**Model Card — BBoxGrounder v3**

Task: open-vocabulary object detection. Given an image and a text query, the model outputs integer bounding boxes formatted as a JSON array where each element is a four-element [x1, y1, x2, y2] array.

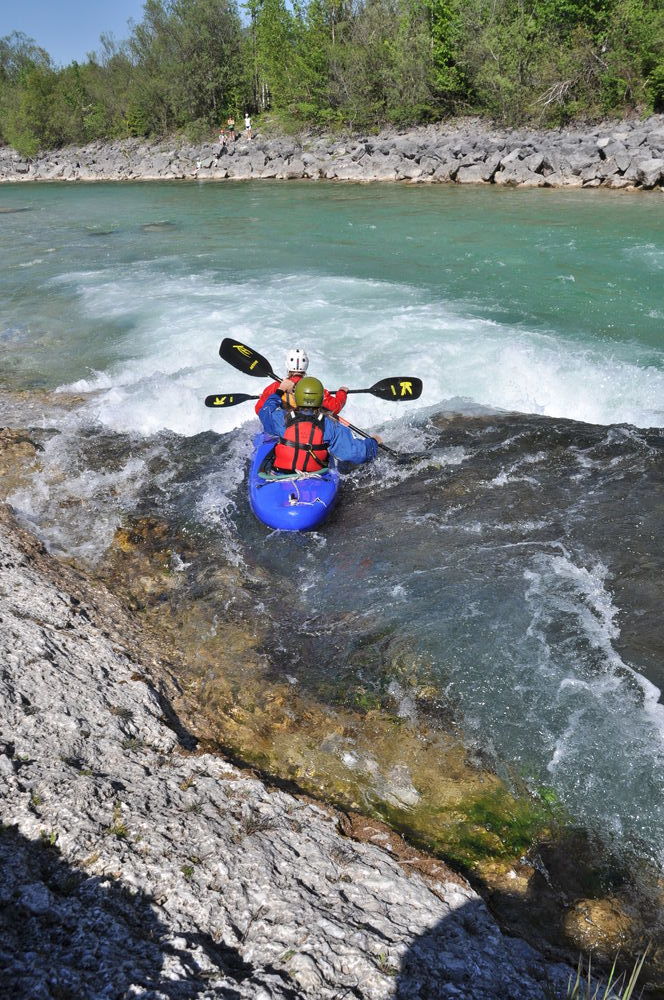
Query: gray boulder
[[501, 147, 526, 166], [481, 152, 503, 182], [394, 139, 420, 159], [522, 151, 545, 173], [456, 164, 486, 184], [148, 153, 172, 173], [567, 152, 596, 174], [495, 163, 544, 186], [326, 161, 366, 181], [432, 161, 460, 182], [601, 142, 631, 172], [396, 161, 424, 180], [580, 163, 602, 183], [635, 157, 664, 188], [227, 160, 253, 179], [364, 154, 402, 180], [256, 159, 281, 178], [0, 504, 575, 1000], [600, 157, 621, 178], [281, 158, 305, 179], [419, 155, 442, 174], [647, 128, 664, 150], [247, 152, 267, 171], [604, 174, 636, 189]]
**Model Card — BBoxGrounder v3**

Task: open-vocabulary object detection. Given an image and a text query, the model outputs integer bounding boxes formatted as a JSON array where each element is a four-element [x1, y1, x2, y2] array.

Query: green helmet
[[294, 376, 324, 408]]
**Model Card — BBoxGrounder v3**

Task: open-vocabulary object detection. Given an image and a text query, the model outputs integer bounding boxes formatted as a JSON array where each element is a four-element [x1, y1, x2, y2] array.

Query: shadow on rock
[[0, 825, 298, 1000], [396, 896, 572, 1000]]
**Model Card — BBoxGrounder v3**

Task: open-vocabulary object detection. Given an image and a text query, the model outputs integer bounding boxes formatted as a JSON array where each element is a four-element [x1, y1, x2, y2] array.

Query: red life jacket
[[274, 410, 329, 473]]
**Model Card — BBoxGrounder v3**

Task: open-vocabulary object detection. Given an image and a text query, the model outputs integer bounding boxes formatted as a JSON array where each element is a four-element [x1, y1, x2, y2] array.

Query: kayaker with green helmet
[[254, 347, 349, 416], [259, 376, 380, 473]]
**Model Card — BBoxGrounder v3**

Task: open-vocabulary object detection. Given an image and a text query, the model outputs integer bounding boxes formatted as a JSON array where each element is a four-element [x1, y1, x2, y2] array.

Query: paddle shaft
[[329, 413, 399, 457], [205, 385, 406, 411]]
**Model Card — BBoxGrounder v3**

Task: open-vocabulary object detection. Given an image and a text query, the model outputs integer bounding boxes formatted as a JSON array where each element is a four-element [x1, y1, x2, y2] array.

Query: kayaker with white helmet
[[254, 347, 349, 415]]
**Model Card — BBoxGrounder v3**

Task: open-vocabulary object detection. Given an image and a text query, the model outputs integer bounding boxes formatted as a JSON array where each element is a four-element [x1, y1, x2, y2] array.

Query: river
[[1, 179, 663, 876]]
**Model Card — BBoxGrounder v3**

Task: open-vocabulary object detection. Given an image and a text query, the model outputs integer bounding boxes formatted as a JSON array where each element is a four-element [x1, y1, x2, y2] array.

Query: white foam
[[524, 553, 664, 731], [8, 432, 164, 563], [624, 243, 664, 271], [50, 267, 664, 436]]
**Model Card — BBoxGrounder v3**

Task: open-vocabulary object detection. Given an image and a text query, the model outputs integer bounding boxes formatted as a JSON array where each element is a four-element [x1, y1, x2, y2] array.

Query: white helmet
[[285, 347, 309, 373]]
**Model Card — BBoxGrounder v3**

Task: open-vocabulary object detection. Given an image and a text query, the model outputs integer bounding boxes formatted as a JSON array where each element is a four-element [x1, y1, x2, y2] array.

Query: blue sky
[[0, 0, 146, 67]]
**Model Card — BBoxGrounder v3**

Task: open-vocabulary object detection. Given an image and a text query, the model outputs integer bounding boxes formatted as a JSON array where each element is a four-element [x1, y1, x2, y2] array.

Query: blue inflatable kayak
[[248, 433, 340, 531]]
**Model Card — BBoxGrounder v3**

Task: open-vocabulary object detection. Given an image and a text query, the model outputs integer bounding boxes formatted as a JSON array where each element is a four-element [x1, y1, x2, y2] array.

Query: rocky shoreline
[[0, 499, 579, 999], [2, 115, 664, 189]]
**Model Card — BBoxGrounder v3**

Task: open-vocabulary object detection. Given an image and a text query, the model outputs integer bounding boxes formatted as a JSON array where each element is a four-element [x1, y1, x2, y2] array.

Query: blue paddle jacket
[[259, 393, 378, 464]]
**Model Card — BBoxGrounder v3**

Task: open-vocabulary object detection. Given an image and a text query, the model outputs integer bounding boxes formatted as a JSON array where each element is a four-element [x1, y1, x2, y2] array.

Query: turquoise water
[[1, 181, 663, 430], [2, 180, 664, 870]]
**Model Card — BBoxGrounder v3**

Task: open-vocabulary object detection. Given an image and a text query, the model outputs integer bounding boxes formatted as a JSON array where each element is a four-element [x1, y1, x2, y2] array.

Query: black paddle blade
[[204, 393, 259, 408], [367, 377, 423, 401], [219, 338, 276, 379]]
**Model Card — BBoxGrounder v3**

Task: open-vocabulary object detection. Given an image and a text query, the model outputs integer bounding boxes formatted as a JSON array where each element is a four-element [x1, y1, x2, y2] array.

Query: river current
[[1, 180, 663, 871]]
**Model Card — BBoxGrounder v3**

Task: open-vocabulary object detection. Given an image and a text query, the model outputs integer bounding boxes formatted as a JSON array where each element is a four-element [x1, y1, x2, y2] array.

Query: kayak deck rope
[[287, 479, 329, 507], [257, 468, 329, 485]]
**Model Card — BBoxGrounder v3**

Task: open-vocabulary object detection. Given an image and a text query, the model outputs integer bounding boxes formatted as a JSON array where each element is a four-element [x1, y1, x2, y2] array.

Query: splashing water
[[2, 180, 663, 870]]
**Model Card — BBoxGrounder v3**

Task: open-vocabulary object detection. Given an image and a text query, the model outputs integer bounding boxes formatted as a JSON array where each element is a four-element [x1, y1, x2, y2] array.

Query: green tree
[[0, 30, 51, 83], [426, 0, 466, 99], [128, 0, 245, 133], [0, 31, 53, 151], [1, 63, 58, 155], [2, 0, 663, 147]]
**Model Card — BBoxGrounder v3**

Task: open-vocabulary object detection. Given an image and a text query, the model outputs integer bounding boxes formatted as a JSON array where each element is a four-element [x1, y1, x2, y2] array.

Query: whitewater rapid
[[55, 269, 664, 437]]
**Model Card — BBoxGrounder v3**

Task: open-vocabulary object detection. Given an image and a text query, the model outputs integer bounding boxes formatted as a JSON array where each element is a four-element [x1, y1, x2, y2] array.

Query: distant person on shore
[[219, 116, 236, 142], [258, 376, 380, 473], [244, 112, 252, 136], [254, 347, 348, 415]]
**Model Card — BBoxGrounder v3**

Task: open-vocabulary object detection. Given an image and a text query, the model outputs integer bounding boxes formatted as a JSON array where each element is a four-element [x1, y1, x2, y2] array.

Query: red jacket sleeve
[[255, 380, 281, 414], [322, 388, 348, 415]]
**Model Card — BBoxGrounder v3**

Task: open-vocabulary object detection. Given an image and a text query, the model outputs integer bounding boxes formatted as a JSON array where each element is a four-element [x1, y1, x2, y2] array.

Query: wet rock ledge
[[0, 501, 573, 999], [1, 115, 664, 189]]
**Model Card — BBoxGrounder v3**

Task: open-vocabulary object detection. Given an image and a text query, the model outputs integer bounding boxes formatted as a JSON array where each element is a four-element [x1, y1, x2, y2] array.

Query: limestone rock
[[456, 164, 486, 184], [635, 157, 664, 188], [2, 114, 664, 188], [0, 504, 573, 999]]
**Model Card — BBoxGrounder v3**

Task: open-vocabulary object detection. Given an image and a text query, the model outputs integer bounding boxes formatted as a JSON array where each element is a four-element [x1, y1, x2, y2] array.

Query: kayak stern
[[248, 433, 340, 531]]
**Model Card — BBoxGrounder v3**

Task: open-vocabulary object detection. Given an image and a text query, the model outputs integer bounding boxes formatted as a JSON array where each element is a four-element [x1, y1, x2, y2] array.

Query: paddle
[[205, 392, 259, 408], [219, 338, 278, 380], [345, 377, 423, 402], [217, 337, 417, 457], [204, 376, 423, 408]]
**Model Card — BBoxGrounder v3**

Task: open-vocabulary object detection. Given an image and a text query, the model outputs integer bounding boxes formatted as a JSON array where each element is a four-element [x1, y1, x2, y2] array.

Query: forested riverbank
[[1, 0, 663, 159]]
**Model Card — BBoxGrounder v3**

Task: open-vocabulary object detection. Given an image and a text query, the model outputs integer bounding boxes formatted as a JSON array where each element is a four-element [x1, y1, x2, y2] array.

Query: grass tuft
[[565, 946, 649, 1000]]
